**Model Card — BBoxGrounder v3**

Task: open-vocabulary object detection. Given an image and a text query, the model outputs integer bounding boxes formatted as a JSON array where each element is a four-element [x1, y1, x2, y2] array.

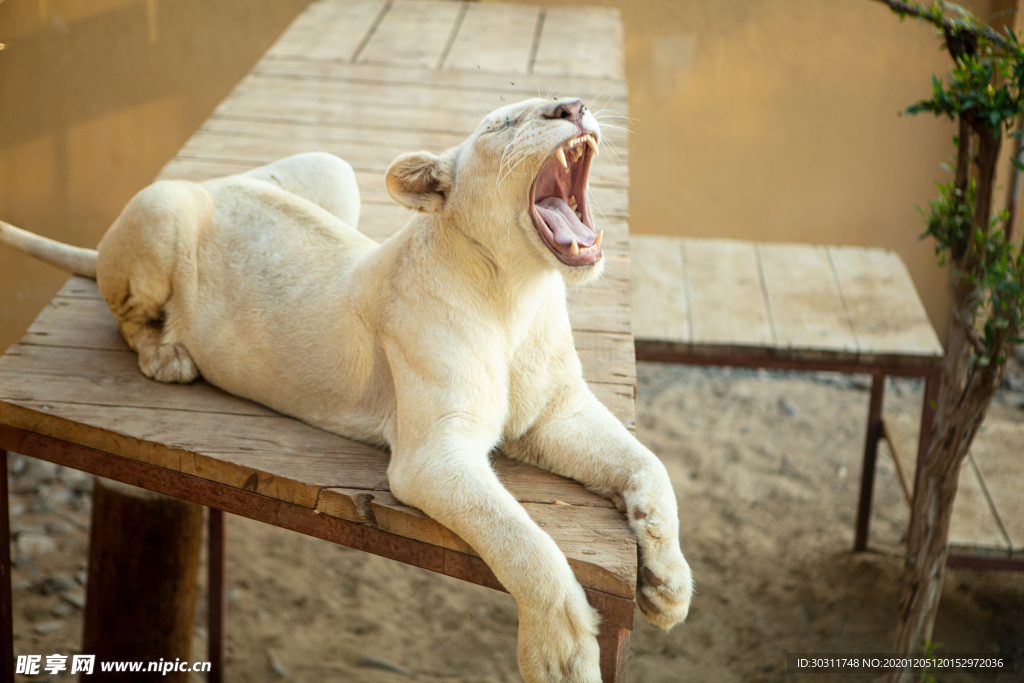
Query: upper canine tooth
[[571, 239, 579, 256], [586, 135, 599, 156], [594, 230, 604, 248], [556, 147, 567, 168]]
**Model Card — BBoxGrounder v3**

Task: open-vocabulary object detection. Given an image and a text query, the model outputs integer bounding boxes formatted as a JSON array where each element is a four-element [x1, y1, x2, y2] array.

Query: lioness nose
[[543, 99, 584, 124]]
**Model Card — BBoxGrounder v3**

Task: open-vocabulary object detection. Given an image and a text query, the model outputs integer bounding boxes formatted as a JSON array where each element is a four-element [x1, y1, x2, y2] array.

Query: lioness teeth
[[594, 230, 603, 248], [556, 147, 567, 168], [586, 135, 599, 156], [568, 196, 577, 209], [571, 239, 579, 256]]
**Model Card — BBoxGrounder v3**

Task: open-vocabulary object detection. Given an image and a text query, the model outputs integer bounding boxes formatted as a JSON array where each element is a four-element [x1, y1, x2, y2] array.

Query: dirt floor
[[7, 357, 1024, 682]]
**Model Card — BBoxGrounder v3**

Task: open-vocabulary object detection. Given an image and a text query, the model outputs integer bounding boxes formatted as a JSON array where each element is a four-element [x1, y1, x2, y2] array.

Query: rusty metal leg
[[913, 368, 941, 499], [1, 450, 12, 683], [597, 618, 630, 683], [207, 508, 226, 683], [855, 372, 886, 551]]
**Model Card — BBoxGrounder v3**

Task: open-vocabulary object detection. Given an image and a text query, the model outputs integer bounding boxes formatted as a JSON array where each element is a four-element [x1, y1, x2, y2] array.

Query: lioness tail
[[0, 221, 98, 278]]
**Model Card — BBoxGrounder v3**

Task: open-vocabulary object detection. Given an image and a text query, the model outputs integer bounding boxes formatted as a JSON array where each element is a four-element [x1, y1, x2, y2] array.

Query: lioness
[[0, 98, 692, 683]]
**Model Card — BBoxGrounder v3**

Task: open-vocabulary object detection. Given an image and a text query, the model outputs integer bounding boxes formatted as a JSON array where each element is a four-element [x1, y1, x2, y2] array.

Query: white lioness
[[0, 98, 692, 683]]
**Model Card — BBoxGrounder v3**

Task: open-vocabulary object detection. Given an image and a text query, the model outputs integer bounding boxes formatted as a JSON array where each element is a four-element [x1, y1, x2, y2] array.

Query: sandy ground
[[7, 358, 1024, 683]]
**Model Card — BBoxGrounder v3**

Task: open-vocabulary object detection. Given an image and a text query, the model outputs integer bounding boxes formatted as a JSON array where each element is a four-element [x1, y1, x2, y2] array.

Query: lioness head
[[386, 98, 604, 285]]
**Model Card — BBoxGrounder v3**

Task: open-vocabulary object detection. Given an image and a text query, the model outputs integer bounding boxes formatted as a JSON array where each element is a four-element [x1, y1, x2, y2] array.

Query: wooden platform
[[0, 1, 638, 680], [630, 236, 944, 367]]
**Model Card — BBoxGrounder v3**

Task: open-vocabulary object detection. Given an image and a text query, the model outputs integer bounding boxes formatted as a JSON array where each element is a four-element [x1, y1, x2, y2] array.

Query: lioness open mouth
[[530, 133, 602, 267]]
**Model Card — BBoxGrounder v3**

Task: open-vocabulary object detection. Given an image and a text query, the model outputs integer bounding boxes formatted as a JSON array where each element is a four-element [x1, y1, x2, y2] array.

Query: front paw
[[636, 548, 693, 630], [517, 593, 602, 683]]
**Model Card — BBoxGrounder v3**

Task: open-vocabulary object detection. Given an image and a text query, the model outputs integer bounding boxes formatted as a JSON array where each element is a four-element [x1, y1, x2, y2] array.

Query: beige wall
[[0, 0, 1016, 352], [0, 0, 311, 352]]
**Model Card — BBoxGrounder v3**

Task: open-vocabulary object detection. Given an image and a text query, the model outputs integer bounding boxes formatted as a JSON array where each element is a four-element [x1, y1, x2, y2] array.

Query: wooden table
[[0, 2, 638, 681], [630, 236, 946, 552]]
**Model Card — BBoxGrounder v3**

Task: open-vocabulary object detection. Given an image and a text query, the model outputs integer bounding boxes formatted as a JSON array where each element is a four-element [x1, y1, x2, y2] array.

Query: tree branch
[[953, 310, 989, 355], [872, 0, 1011, 50]]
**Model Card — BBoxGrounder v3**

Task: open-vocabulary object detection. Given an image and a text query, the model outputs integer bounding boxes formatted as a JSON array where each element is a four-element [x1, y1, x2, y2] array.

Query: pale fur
[[0, 99, 693, 683]]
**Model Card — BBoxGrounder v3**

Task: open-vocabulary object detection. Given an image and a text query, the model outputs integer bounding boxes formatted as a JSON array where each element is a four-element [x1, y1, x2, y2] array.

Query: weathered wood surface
[[0, 0, 638, 600], [631, 235, 944, 367], [884, 413, 1022, 560]]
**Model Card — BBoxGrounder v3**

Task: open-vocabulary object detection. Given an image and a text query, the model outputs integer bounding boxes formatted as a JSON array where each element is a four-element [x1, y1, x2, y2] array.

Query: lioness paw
[[636, 550, 693, 630], [139, 342, 199, 384], [517, 596, 601, 683]]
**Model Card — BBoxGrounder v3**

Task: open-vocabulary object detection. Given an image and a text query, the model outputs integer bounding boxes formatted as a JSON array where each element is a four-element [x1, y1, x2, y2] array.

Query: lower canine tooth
[[594, 230, 604, 248], [556, 147, 567, 168], [571, 239, 579, 256]]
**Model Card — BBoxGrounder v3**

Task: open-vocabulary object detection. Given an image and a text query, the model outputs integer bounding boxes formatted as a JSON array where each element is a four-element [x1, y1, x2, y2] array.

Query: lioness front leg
[[386, 370, 602, 682], [505, 382, 694, 630]]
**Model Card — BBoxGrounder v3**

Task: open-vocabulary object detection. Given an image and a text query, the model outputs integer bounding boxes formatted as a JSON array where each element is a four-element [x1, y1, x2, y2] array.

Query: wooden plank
[[267, 0, 386, 62], [629, 235, 689, 344], [201, 114, 469, 154], [19, 297, 128, 351], [829, 246, 944, 360], [256, 53, 630, 98], [357, 0, 465, 68], [208, 88, 629, 151], [574, 331, 635, 386], [314, 488, 635, 599], [533, 7, 624, 79], [885, 413, 1010, 550], [757, 243, 857, 356], [567, 254, 632, 335], [684, 239, 773, 347], [967, 420, 1024, 550], [443, 2, 540, 73]]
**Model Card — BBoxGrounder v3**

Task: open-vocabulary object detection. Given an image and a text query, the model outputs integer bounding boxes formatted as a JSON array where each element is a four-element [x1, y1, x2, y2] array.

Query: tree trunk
[[888, 274, 1006, 682]]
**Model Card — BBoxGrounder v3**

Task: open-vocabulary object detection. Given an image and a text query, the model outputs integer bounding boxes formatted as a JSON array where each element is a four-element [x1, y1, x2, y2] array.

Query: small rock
[[8, 453, 27, 476], [8, 502, 25, 518], [52, 602, 75, 617], [1001, 374, 1023, 392], [33, 575, 75, 595], [75, 570, 88, 587], [62, 590, 87, 609], [851, 375, 873, 391], [837, 466, 848, 479], [18, 533, 56, 555], [43, 488, 74, 508], [28, 500, 52, 515], [267, 648, 286, 677], [778, 398, 800, 417], [34, 621, 64, 635], [227, 589, 243, 603], [44, 521, 73, 536], [11, 555, 32, 569], [12, 581, 33, 592], [361, 656, 410, 677]]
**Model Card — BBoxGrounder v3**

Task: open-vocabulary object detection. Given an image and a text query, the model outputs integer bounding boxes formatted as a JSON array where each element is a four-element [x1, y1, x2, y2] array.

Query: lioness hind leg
[[241, 153, 361, 229], [97, 180, 207, 385]]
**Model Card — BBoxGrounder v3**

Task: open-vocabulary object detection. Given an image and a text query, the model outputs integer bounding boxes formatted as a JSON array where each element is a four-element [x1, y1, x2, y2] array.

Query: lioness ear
[[385, 151, 454, 213]]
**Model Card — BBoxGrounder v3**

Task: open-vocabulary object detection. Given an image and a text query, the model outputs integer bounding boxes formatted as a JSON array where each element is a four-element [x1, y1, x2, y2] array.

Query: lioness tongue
[[535, 197, 595, 247]]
